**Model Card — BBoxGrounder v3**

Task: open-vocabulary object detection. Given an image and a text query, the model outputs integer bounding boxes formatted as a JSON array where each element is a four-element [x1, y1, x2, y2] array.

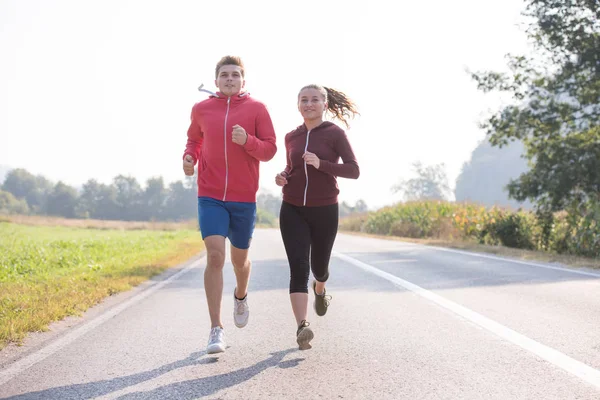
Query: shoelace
[[317, 293, 332, 307], [235, 299, 247, 315], [210, 328, 222, 342], [298, 320, 310, 334]]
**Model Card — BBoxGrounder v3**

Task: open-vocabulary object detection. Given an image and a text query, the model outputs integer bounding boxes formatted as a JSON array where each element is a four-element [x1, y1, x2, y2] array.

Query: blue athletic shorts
[[197, 196, 256, 249]]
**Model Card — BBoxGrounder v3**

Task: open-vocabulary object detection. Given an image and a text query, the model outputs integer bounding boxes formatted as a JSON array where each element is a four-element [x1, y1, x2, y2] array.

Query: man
[[182, 55, 277, 354]]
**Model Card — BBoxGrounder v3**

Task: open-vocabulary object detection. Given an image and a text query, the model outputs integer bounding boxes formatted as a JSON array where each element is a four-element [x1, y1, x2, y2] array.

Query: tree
[[2, 168, 53, 213], [339, 199, 369, 217], [143, 177, 168, 220], [95, 184, 119, 220], [113, 175, 143, 220], [164, 180, 197, 221], [0, 190, 30, 214], [257, 190, 281, 217], [354, 199, 368, 213], [470, 0, 599, 212], [46, 182, 78, 218], [76, 179, 102, 218], [392, 162, 451, 202], [455, 139, 533, 209]]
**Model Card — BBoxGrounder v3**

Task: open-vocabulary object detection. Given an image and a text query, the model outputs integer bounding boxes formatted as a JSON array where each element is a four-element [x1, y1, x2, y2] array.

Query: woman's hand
[[275, 172, 288, 186], [303, 152, 320, 169]]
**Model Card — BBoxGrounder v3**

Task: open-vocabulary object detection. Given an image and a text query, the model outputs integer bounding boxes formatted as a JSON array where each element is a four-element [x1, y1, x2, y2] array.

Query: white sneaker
[[233, 289, 249, 328], [206, 327, 225, 354]]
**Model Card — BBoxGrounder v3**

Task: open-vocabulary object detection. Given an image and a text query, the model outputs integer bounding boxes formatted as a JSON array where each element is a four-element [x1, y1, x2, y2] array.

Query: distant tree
[[455, 140, 532, 209], [113, 175, 143, 220], [2, 168, 52, 213], [95, 184, 119, 220], [0, 190, 30, 214], [164, 180, 197, 221], [76, 179, 101, 218], [256, 208, 276, 226], [339, 199, 368, 217], [339, 201, 353, 217], [1, 168, 35, 199], [354, 199, 368, 213], [392, 162, 451, 201], [257, 190, 282, 217], [46, 182, 78, 218], [143, 177, 168, 220]]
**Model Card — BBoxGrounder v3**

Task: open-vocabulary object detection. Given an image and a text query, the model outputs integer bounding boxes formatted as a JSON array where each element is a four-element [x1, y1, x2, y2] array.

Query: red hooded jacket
[[184, 92, 277, 202]]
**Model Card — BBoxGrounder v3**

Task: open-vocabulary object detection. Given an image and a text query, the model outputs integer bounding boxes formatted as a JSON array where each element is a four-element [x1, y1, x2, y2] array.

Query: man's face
[[215, 65, 245, 97]]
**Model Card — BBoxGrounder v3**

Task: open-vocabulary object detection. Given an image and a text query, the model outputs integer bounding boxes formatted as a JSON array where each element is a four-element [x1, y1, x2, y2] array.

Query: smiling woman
[[275, 83, 360, 350]]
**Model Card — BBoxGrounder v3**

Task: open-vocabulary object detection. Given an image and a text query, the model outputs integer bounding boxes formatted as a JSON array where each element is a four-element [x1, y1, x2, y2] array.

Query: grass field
[[0, 217, 204, 350]]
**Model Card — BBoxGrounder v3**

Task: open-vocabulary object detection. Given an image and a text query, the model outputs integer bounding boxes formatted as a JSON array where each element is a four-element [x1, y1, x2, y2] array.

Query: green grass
[[0, 222, 204, 349]]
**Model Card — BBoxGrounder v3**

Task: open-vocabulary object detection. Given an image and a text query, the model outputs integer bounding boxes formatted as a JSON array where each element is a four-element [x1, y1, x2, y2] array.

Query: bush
[[339, 213, 369, 232], [341, 199, 599, 259], [482, 212, 537, 250], [0, 190, 30, 215], [256, 208, 276, 227]]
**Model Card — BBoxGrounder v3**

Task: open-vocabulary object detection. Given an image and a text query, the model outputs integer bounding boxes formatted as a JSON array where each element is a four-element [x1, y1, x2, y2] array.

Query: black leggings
[[279, 201, 339, 294]]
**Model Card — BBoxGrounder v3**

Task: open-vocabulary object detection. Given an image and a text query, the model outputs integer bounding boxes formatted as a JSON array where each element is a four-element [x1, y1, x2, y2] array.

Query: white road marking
[[334, 251, 600, 390], [0, 257, 204, 387]]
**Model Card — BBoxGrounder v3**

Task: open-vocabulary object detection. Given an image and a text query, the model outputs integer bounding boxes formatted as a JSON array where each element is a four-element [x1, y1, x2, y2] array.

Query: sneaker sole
[[296, 327, 314, 350], [206, 344, 225, 354], [234, 318, 248, 328]]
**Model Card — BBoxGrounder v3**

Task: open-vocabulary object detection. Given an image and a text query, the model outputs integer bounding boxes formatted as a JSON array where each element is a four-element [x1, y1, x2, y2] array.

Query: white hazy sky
[[0, 0, 530, 210]]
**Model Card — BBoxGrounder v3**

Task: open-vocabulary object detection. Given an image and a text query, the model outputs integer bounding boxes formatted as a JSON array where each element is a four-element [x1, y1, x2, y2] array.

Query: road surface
[[1, 229, 600, 399]]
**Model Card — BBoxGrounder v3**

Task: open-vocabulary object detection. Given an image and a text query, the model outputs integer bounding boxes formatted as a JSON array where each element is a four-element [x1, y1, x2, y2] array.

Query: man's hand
[[232, 124, 248, 145], [303, 152, 320, 169], [183, 155, 195, 176], [275, 172, 288, 186]]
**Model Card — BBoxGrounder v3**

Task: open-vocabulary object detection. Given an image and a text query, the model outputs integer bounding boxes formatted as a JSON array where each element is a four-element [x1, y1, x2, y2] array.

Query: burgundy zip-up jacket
[[281, 121, 359, 207]]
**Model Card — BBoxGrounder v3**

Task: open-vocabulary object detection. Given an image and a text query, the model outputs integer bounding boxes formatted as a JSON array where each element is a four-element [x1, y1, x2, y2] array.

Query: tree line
[[0, 169, 198, 221], [0, 168, 369, 223]]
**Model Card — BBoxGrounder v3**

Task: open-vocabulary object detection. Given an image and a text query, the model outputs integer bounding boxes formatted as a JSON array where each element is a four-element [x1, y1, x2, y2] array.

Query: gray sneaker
[[233, 289, 249, 328], [312, 280, 332, 316], [206, 327, 225, 354], [296, 320, 314, 350]]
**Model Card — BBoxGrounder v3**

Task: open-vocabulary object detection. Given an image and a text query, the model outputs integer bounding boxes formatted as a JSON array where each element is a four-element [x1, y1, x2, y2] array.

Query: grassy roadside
[[0, 220, 204, 350], [341, 230, 600, 270]]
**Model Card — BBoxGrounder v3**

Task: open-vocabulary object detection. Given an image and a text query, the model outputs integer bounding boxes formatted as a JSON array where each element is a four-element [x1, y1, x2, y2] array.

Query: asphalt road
[[1, 228, 600, 399]]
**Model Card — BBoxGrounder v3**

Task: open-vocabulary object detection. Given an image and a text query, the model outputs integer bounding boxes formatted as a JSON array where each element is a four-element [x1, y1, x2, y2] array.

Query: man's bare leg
[[204, 235, 226, 328], [230, 245, 251, 299]]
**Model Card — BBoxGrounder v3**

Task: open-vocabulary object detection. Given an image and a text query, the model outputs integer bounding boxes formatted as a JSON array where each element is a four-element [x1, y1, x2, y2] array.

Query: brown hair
[[215, 56, 245, 78], [299, 84, 359, 128]]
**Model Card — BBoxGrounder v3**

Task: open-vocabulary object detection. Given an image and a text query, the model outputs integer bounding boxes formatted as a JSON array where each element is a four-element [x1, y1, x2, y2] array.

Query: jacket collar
[[300, 121, 334, 132], [212, 91, 250, 103]]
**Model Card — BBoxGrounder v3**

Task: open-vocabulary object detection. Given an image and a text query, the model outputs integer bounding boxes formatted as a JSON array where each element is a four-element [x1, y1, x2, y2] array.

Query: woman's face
[[298, 88, 326, 121]]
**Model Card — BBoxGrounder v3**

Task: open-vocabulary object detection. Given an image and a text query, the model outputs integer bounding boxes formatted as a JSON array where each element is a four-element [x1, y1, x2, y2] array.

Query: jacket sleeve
[[282, 134, 292, 176], [183, 105, 203, 164], [318, 131, 360, 179], [243, 104, 277, 161]]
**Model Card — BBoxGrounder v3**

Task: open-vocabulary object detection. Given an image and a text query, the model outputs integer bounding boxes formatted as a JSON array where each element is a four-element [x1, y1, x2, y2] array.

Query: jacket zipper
[[303, 129, 312, 206], [223, 97, 231, 201]]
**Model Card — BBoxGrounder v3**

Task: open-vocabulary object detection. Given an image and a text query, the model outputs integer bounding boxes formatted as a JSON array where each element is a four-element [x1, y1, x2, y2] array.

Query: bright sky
[[0, 0, 530, 210]]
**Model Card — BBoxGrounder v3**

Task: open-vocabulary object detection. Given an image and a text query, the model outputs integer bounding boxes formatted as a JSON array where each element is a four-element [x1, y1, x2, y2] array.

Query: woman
[[275, 84, 360, 350]]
